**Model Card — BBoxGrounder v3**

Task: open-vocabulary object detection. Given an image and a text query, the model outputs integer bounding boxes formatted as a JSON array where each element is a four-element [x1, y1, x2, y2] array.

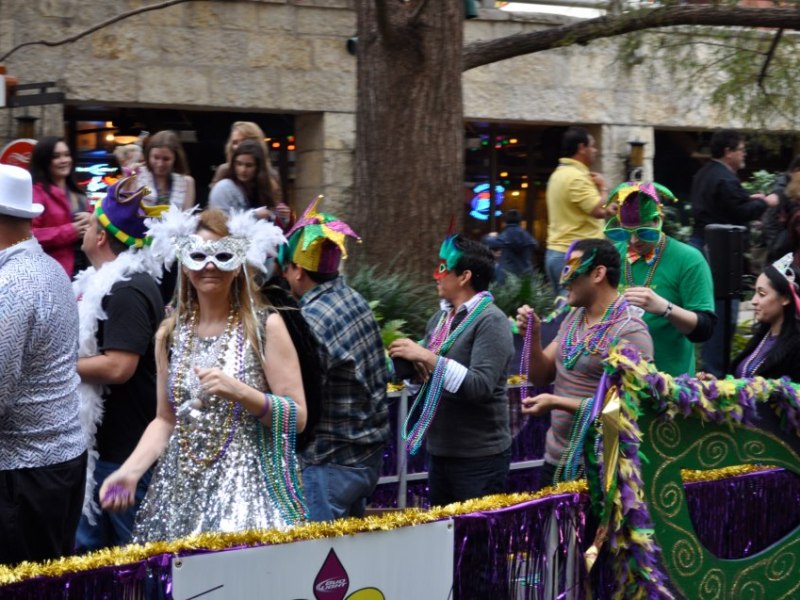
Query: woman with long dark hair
[[209, 139, 292, 230], [29, 136, 91, 277], [138, 130, 196, 210], [211, 121, 282, 201], [730, 254, 800, 381]]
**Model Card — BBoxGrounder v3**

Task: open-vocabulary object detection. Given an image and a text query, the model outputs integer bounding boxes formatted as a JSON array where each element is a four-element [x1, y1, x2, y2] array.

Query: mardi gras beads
[[623, 234, 666, 289], [560, 296, 630, 370], [402, 291, 495, 455]]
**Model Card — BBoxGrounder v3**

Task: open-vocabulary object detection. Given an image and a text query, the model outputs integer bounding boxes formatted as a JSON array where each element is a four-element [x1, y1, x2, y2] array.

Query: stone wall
[[0, 2, 787, 202], [1, 0, 357, 113]]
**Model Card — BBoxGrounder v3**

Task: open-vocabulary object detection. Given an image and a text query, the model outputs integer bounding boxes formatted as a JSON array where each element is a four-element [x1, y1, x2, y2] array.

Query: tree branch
[[0, 0, 211, 62], [757, 28, 784, 92], [655, 40, 764, 54], [463, 6, 800, 71]]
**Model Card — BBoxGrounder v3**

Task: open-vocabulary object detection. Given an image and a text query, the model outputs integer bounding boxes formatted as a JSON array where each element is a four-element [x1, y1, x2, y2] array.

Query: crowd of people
[[2, 125, 800, 571]]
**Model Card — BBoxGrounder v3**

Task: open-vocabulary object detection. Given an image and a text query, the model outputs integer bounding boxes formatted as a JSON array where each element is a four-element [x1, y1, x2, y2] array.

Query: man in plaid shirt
[[279, 198, 389, 521]]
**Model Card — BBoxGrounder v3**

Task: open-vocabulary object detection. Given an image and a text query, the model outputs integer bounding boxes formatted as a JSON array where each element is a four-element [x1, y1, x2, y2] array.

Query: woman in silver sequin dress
[[99, 209, 307, 542]]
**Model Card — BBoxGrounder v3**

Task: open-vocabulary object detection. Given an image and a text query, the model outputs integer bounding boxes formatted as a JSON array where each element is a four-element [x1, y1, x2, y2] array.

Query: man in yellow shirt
[[545, 127, 616, 293]]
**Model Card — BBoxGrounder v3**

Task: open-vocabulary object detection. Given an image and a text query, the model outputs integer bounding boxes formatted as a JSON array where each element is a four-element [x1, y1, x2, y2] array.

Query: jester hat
[[606, 181, 677, 228], [278, 195, 360, 274], [95, 175, 169, 248]]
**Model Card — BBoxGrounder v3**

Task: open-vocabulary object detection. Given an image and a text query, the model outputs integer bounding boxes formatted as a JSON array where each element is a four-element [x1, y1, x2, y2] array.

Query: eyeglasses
[[604, 217, 662, 244]]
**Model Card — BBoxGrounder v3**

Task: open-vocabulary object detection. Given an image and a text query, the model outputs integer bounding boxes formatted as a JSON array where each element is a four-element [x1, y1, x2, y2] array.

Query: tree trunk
[[351, 0, 464, 278]]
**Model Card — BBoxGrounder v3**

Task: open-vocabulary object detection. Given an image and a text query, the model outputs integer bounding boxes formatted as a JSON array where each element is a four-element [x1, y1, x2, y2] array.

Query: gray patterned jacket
[[0, 239, 85, 469]]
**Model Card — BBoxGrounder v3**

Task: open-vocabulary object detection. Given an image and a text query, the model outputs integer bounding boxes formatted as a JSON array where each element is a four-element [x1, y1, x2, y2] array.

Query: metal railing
[[377, 383, 544, 509]]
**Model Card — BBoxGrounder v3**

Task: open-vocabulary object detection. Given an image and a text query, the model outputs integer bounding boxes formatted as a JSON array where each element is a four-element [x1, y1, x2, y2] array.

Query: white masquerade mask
[[178, 235, 246, 272]]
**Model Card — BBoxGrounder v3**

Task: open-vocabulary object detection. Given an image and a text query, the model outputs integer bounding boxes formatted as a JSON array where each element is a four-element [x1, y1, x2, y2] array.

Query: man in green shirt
[[605, 181, 716, 376]]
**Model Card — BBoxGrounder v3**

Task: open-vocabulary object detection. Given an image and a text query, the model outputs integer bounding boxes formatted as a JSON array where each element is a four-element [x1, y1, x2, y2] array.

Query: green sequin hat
[[607, 181, 677, 228]]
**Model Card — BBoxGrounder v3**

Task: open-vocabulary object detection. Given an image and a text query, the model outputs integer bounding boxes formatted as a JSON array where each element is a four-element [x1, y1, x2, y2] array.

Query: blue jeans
[[75, 460, 151, 552], [427, 447, 511, 507], [302, 449, 384, 522], [545, 249, 567, 296]]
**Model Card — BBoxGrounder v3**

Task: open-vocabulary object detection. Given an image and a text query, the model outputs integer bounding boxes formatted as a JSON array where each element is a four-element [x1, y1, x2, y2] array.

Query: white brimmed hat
[[0, 164, 43, 219]]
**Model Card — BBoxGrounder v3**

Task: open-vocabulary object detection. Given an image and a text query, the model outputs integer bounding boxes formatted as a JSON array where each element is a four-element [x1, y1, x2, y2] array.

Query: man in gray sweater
[[389, 236, 514, 506]]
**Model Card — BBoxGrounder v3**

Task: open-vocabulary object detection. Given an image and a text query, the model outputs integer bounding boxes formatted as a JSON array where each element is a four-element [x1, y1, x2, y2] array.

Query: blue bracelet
[[257, 393, 272, 419]]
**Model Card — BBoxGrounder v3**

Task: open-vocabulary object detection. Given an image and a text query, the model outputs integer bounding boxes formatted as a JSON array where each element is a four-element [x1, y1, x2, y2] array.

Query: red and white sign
[[0, 138, 37, 168]]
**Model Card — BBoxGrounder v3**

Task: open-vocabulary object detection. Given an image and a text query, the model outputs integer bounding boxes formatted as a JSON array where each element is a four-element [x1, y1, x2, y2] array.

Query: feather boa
[[72, 250, 161, 521]]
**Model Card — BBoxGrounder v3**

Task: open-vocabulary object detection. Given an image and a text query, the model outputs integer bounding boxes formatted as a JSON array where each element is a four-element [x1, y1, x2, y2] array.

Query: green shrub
[[490, 272, 556, 319], [742, 170, 780, 195], [348, 266, 438, 342]]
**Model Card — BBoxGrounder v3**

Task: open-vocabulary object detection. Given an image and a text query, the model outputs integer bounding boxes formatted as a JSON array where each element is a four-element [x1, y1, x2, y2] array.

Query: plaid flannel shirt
[[299, 277, 390, 466]]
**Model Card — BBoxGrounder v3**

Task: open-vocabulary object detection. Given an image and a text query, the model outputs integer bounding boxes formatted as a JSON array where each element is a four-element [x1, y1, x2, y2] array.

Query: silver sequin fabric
[[133, 319, 294, 542]]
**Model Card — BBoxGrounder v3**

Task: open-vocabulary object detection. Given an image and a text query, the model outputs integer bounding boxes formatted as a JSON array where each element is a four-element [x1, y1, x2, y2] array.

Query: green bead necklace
[[623, 234, 666, 289]]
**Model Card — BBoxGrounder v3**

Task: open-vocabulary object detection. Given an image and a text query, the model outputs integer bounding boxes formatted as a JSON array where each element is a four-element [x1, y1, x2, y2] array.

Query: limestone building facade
[[1, 0, 795, 237]]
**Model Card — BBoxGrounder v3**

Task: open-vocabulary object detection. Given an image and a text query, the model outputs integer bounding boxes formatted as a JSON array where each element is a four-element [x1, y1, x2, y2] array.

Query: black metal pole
[[722, 296, 733, 375]]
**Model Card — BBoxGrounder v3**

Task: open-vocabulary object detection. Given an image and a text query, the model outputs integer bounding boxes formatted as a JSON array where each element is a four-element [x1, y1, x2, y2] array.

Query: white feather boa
[[72, 249, 161, 521]]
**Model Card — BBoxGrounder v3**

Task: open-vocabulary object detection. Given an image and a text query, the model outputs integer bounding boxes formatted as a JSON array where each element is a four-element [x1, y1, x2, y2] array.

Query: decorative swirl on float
[[742, 439, 766, 460], [698, 568, 725, 600], [697, 436, 730, 468], [653, 419, 681, 453], [738, 579, 765, 600], [766, 550, 796, 582], [655, 480, 683, 518], [671, 536, 703, 577]]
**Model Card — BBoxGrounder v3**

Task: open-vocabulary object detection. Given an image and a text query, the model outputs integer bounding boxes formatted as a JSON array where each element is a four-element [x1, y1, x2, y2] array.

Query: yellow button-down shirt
[[545, 158, 604, 252]]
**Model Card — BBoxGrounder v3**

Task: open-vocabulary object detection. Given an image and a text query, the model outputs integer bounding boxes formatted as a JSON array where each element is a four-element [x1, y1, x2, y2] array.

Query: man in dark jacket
[[689, 130, 778, 376], [690, 130, 778, 245], [498, 209, 538, 277]]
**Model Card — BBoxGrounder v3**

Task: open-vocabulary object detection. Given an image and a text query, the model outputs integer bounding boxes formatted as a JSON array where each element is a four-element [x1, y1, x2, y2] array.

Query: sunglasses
[[604, 217, 662, 244]]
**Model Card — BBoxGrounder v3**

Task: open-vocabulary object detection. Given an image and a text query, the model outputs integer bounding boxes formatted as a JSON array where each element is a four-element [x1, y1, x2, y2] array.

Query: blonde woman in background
[[113, 144, 143, 177], [212, 121, 283, 203]]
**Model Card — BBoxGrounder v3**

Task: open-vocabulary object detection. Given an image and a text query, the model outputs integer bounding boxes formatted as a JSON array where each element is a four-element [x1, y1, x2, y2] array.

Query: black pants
[[538, 461, 557, 490], [0, 451, 87, 566], [427, 447, 511, 507]]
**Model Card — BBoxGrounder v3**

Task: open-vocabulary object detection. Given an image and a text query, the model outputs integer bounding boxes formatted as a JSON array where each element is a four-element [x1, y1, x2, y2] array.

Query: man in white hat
[[0, 164, 86, 565]]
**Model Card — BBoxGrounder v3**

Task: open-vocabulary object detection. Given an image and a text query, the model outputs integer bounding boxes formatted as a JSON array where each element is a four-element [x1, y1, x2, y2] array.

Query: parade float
[[2, 344, 799, 599]]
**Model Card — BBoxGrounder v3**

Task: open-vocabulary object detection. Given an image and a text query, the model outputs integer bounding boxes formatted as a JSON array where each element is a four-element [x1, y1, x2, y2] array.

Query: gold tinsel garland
[[679, 463, 775, 483], [0, 481, 587, 586]]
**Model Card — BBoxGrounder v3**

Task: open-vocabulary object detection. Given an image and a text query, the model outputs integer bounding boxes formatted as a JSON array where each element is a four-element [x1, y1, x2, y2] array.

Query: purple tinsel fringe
[[4, 469, 799, 598]]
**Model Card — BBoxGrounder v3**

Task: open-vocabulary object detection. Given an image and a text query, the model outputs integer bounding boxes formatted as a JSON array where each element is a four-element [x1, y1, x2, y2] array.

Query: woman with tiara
[[729, 253, 800, 381], [99, 208, 308, 542]]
